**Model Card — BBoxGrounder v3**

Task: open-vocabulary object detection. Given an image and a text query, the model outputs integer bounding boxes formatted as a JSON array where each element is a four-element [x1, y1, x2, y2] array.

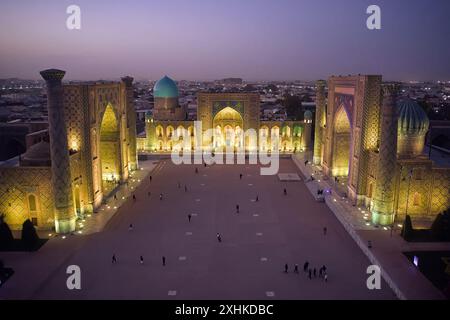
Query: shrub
[[431, 209, 450, 241], [401, 215, 414, 241], [0, 214, 14, 250], [21, 219, 39, 250]]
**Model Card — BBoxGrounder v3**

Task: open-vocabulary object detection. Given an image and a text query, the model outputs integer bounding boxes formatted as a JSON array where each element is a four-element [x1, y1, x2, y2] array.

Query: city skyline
[[1, 0, 450, 82]]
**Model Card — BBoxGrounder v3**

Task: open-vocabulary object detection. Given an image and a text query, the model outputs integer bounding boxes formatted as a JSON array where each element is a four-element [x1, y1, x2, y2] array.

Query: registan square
[[0, 0, 449, 303]]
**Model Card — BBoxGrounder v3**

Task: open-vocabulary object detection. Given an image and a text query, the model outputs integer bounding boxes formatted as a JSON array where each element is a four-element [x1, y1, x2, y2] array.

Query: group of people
[[111, 254, 167, 266], [284, 262, 328, 282]]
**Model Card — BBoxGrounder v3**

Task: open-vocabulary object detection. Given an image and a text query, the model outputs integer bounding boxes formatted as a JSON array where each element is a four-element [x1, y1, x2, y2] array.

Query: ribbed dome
[[304, 110, 313, 120], [397, 99, 429, 135], [153, 76, 178, 98], [22, 141, 51, 161]]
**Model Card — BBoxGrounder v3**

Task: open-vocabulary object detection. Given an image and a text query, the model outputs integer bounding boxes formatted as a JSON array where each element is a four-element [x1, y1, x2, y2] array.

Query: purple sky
[[1, 0, 449, 81]]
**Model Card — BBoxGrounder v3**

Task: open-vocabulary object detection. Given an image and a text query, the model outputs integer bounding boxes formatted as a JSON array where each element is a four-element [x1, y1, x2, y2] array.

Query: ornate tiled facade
[[0, 70, 138, 233], [139, 92, 309, 153], [314, 75, 450, 225]]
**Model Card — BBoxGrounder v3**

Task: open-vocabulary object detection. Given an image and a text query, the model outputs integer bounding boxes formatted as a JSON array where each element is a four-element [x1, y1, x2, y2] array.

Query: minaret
[[371, 85, 399, 226], [40, 69, 76, 233], [302, 110, 313, 151], [313, 80, 326, 165], [121, 76, 138, 171]]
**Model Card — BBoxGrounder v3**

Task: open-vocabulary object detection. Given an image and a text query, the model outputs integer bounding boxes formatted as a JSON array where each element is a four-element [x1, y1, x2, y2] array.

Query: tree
[[401, 215, 414, 241], [21, 219, 39, 250], [282, 94, 303, 120], [431, 209, 450, 241], [0, 214, 14, 250]]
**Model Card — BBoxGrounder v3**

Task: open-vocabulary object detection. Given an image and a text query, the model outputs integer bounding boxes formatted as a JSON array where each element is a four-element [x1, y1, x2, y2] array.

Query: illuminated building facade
[[314, 75, 449, 225], [0, 69, 137, 233], [138, 76, 311, 153]]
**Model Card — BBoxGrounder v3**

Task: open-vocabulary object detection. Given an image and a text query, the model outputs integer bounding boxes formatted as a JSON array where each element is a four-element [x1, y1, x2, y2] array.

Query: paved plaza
[[1, 158, 395, 299]]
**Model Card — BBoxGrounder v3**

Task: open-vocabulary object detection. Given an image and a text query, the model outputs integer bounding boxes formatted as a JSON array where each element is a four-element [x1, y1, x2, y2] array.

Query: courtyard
[[0, 158, 395, 299]]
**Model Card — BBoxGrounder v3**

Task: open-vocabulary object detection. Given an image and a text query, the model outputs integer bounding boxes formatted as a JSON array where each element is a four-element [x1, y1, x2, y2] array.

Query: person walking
[[188, 214, 192, 222], [239, 173, 243, 180], [313, 268, 317, 278], [236, 204, 240, 213], [303, 261, 309, 272], [324, 273, 328, 282], [255, 195, 259, 202], [308, 268, 312, 279], [114, 194, 117, 201], [217, 233, 222, 242], [184, 185, 188, 192], [294, 264, 299, 274], [140, 255, 144, 265], [149, 175, 152, 182], [133, 194, 136, 201], [148, 191, 151, 197], [284, 188, 287, 196], [195, 167, 199, 174], [323, 227, 327, 235], [178, 182, 181, 188], [128, 224, 134, 231], [304, 160, 308, 166], [112, 254, 117, 264], [284, 263, 288, 273], [160, 193, 163, 200], [162, 256, 166, 266]]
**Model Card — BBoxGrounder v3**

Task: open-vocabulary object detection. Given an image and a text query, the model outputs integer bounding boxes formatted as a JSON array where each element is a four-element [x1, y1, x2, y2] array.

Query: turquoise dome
[[397, 99, 429, 135], [153, 76, 178, 98], [304, 110, 313, 120]]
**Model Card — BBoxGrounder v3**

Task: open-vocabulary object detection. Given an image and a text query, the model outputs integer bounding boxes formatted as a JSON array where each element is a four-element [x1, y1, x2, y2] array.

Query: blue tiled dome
[[153, 76, 178, 98], [397, 99, 429, 135], [304, 110, 313, 120]]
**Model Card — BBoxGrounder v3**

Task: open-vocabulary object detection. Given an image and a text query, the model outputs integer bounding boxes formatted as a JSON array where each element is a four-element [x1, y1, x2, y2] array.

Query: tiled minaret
[[121, 76, 138, 171], [302, 110, 313, 151], [313, 80, 326, 165], [40, 69, 76, 233], [371, 85, 399, 226]]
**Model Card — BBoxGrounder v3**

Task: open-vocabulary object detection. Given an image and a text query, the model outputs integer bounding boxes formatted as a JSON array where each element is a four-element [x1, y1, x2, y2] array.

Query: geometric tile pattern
[[371, 85, 398, 224]]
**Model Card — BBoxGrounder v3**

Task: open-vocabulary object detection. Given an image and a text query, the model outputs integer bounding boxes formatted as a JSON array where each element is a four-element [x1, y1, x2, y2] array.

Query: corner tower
[[40, 69, 76, 233], [371, 85, 399, 225], [313, 80, 326, 164]]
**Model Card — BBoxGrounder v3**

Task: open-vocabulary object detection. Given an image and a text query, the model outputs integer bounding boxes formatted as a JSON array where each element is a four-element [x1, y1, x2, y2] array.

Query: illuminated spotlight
[[361, 210, 366, 214], [397, 224, 403, 228], [131, 187, 134, 190], [318, 180, 321, 182], [365, 223, 371, 226], [364, 216, 369, 220], [101, 208, 105, 211], [107, 206, 111, 209], [78, 230, 83, 234], [122, 196, 125, 200], [341, 183, 344, 185], [358, 207, 361, 211], [333, 198, 337, 202], [87, 214, 92, 218], [383, 227, 388, 231], [48, 233, 52, 237], [114, 206, 117, 209], [138, 179, 141, 182], [62, 236, 66, 239], [140, 168, 143, 170]]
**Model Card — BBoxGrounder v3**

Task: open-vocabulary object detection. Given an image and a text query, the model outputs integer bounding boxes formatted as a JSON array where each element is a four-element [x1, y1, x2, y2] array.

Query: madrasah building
[[0, 71, 448, 233]]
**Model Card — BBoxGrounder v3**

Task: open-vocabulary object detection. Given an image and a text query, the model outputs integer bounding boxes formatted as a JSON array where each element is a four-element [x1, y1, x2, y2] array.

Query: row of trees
[[0, 214, 40, 251]]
